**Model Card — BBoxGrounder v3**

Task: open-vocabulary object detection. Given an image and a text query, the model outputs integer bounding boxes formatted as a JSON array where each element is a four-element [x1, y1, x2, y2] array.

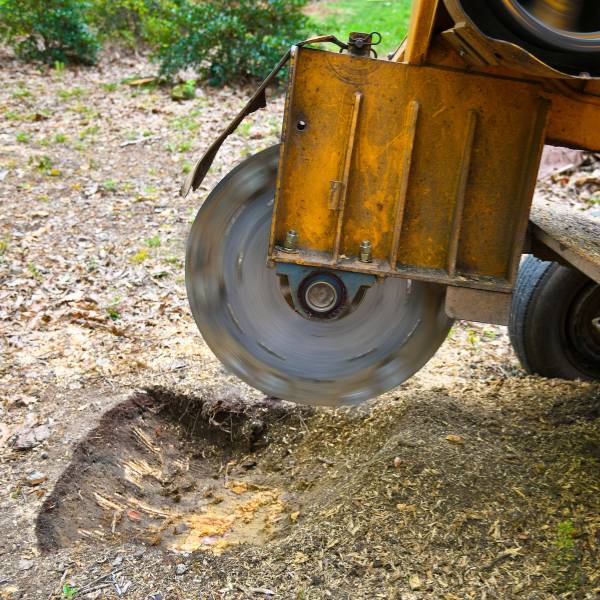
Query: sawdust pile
[[31, 383, 600, 598]]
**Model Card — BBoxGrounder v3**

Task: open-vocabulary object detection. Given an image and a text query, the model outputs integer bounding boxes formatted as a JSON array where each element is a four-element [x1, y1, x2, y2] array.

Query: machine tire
[[509, 255, 600, 381]]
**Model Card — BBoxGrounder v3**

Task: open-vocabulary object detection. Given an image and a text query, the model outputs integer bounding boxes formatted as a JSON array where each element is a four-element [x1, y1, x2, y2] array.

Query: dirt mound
[[33, 382, 600, 597]]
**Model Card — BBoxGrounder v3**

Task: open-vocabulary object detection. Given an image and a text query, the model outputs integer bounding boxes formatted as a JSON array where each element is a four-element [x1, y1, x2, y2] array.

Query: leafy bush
[[0, 0, 309, 86], [86, 0, 162, 45], [151, 0, 309, 85], [0, 0, 99, 65]]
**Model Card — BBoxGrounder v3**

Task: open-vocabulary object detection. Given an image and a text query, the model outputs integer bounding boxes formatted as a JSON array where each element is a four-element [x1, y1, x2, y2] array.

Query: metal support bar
[[506, 97, 550, 283], [447, 109, 477, 276], [402, 0, 441, 64], [332, 91, 362, 262], [389, 100, 420, 268], [531, 225, 600, 283]]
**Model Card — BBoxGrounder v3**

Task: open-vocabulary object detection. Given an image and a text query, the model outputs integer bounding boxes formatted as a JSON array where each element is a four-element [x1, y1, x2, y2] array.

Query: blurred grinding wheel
[[455, 0, 600, 76], [185, 146, 453, 407]]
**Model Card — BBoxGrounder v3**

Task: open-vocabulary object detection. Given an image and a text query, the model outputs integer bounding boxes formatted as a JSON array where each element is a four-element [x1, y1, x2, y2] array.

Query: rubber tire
[[509, 255, 600, 381]]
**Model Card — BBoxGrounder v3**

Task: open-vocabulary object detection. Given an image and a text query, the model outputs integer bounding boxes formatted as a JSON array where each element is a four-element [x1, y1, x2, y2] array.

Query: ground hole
[[36, 388, 312, 554]]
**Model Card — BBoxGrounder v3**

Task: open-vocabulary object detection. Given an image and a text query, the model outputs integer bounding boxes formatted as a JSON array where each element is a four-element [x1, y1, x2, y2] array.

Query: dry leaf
[[446, 434, 465, 445]]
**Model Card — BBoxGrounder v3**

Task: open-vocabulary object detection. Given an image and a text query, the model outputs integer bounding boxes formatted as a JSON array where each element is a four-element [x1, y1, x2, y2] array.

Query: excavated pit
[[36, 388, 312, 554]]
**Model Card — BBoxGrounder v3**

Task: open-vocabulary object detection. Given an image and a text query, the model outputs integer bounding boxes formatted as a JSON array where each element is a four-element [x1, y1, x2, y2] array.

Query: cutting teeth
[[348, 347, 377, 361], [257, 341, 286, 361]]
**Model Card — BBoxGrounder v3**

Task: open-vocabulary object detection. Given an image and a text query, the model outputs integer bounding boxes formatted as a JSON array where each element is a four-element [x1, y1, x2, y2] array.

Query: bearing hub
[[299, 273, 345, 318]]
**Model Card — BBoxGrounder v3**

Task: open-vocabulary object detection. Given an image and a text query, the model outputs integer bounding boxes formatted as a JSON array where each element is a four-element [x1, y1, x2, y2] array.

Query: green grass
[[57, 87, 86, 100], [309, 0, 412, 55], [145, 235, 161, 248], [102, 179, 118, 191], [79, 124, 100, 140], [62, 584, 77, 599], [102, 82, 119, 93]]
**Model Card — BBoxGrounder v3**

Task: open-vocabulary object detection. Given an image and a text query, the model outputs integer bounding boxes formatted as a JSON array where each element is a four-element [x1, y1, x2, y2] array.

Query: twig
[[248, 588, 275, 596], [76, 568, 123, 594], [120, 135, 161, 148], [79, 582, 112, 595], [484, 547, 522, 571]]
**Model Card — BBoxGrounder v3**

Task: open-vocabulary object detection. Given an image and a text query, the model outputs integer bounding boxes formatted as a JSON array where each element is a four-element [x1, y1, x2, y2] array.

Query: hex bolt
[[359, 240, 373, 263], [283, 229, 299, 252]]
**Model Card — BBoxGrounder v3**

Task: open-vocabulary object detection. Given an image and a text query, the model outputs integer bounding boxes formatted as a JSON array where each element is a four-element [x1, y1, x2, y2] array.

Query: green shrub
[[152, 0, 309, 85], [0, 0, 309, 86], [87, 0, 162, 44], [0, 0, 99, 65]]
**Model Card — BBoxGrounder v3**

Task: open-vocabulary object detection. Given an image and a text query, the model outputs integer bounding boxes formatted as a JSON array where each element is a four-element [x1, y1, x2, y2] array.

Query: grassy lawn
[[308, 0, 413, 55]]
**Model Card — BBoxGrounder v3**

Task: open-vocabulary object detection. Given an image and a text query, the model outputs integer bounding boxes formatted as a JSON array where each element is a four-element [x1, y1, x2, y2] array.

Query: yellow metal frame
[[268, 0, 600, 295]]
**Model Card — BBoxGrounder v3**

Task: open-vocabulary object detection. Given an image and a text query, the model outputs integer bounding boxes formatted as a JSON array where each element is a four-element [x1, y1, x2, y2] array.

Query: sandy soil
[[1, 50, 599, 599]]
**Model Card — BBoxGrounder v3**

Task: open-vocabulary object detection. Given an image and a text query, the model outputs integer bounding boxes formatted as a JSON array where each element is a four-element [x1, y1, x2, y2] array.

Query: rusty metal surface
[[445, 287, 512, 325], [270, 47, 549, 290], [424, 36, 600, 151], [530, 198, 600, 283], [544, 86, 600, 152]]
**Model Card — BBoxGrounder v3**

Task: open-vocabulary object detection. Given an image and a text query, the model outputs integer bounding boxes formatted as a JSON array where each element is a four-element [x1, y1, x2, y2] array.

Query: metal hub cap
[[564, 283, 600, 377], [185, 146, 453, 406], [304, 280, 338, 313]]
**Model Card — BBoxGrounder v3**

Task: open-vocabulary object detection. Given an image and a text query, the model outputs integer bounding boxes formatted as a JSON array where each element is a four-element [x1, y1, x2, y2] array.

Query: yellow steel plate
[[270, 47, 549, 288]]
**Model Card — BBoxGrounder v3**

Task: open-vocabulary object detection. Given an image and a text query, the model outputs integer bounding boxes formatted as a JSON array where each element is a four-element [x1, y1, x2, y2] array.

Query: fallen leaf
[[408, 574, 422, 591], [126, 509, 142, 522], [446, 434, 465, 445]]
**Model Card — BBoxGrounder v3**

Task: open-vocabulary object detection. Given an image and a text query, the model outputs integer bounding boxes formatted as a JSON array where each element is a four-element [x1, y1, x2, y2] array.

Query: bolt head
[[359, 240, 373, 263], [282, 229, 299, 252]]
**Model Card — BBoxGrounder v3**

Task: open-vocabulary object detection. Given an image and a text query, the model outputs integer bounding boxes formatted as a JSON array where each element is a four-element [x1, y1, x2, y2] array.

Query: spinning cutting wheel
[[185, 147, 452, 406], [458, 0, 600, 75]]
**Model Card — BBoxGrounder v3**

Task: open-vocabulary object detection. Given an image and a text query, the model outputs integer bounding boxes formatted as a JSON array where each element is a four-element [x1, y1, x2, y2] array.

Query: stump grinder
[[182, 0, 600, 405]]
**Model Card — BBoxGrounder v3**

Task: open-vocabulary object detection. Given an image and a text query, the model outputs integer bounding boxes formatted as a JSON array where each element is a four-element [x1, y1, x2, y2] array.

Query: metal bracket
[[445, 286, 512, 325], [275, 263, 376, 319]]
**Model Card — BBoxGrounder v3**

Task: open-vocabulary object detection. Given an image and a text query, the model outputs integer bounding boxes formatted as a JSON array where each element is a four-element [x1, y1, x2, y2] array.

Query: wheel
[[509, 255, 600, 380], [456, 0, 600, 76], [185, 146, 453, 406]]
